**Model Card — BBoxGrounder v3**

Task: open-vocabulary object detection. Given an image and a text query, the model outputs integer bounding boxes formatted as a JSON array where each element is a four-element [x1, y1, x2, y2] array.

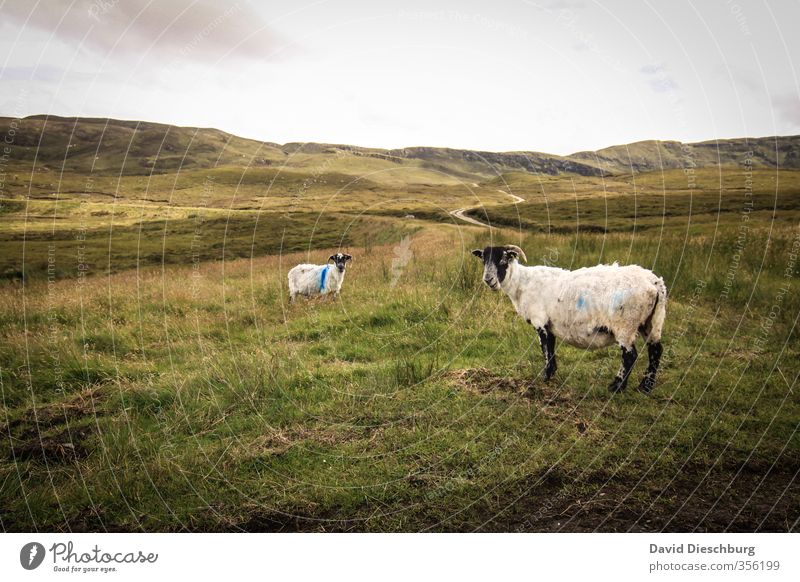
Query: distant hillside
[[387, 146, 607, 177], [0, 115, 607, 182], [2, 115, 287, 175], [568, 136, 800, 174], [2, 115, 798, 180]]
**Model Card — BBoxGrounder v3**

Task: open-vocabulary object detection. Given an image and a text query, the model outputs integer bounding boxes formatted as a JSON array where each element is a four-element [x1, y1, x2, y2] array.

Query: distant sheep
[[472, 245, 667, 393], [288, 253, 353, 302]]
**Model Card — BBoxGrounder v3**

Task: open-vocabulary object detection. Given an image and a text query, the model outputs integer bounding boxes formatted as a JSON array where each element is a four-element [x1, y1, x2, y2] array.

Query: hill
[[4, 115, 798, 182], [569, 136, 800, 174]]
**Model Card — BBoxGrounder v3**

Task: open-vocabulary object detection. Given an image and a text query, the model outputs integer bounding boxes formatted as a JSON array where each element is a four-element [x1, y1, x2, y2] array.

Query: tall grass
[[1, 172, 798, 532]]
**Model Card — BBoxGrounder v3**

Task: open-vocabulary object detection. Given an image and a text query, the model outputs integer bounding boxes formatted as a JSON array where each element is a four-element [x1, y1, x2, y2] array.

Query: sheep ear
[[471, 249, 483, 259], [343, 254, 353, 262], [504, 249, 519, 261], [328, 255, 336, 263]]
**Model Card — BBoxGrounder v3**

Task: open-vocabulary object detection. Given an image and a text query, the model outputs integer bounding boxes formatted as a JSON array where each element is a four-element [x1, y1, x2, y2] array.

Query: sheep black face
[[471, 245, 527, 290], [328, 253, 353, 273]]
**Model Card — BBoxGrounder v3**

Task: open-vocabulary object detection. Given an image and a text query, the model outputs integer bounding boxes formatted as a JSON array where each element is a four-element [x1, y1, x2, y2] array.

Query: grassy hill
[[6, 115, 797, 183], [569, 135, 800, 174], [5, 115, 285, 174]]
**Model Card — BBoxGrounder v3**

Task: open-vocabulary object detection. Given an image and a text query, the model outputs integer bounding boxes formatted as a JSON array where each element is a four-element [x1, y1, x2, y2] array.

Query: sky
[[1, 0, 798, 155]]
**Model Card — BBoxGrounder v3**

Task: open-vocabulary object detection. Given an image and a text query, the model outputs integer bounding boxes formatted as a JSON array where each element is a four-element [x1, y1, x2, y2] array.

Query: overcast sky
[[1, 0, 798, 154]]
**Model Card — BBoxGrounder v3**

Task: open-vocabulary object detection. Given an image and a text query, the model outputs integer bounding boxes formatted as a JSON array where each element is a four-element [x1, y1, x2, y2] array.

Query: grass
[[0, 201, 412, 280], [467, 168, 800, 233], [0, 162, 798, 532]]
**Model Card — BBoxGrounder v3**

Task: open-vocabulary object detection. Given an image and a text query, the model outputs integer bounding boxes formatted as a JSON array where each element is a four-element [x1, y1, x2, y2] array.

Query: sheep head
[[470, 245, 527, 290], [328, 253, 353, 272]]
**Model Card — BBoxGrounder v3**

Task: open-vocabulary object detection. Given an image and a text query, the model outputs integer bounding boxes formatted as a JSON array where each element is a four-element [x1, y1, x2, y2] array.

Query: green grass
[[0, 204, 411, 280], [0, 163, 798, 532], [466, 168, 800, 232]]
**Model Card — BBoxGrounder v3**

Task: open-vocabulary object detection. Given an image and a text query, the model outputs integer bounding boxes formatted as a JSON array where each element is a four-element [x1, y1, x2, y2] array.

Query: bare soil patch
[[1, 386, 105, 463]]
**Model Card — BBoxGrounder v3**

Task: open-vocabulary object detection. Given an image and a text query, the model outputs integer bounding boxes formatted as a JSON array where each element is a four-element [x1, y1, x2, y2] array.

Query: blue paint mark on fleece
[[610, 290, 625, 310], [576, 295, 586, 309], [319, 264, 331, 292]]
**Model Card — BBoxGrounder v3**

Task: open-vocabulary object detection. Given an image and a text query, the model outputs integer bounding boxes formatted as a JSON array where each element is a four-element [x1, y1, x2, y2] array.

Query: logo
[[20, 542, 46, 570]]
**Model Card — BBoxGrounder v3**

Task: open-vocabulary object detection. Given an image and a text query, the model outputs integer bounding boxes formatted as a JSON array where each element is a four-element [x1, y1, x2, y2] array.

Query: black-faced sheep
[[471, 245, 667, 393], [288, 253, 352, 302]]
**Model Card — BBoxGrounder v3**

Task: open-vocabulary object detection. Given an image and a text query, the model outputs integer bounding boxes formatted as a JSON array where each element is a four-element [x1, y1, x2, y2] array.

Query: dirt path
[[448, 190, 525, 229], [499, 190, 525, 204], [448, 207, 493, 228]]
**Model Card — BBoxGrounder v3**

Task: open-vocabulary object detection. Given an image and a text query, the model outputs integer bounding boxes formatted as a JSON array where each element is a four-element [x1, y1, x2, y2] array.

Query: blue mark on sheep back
[[577, 295, 586, 309], [319, 265, 331, 292], [610, 290, 626, 310]]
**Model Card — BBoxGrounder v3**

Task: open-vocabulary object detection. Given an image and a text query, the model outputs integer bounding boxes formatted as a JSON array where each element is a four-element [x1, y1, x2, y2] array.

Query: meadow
[[1, 126, 798, 531]]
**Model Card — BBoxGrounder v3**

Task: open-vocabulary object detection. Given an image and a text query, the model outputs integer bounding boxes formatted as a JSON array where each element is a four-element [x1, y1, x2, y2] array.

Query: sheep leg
[[608, 344, 637, 393], [536, 327, 557, 381], [546, 329, 557, 379], [637, 341, 663, 394]]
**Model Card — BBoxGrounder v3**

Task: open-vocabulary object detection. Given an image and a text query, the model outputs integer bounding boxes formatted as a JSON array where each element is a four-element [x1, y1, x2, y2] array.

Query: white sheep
[[288, 252, 353, 302], [472, 245, 667, 393]]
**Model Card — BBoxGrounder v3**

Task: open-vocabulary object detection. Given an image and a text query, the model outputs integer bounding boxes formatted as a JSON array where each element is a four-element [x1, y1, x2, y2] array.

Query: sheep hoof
[[608, 378, 627, 393], [637, 377, 655, 394]]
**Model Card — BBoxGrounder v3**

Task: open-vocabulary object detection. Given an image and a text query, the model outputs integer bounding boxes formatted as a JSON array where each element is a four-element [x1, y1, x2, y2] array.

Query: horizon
[[1, 1, 799, 156], [7, 112, 800, 156]]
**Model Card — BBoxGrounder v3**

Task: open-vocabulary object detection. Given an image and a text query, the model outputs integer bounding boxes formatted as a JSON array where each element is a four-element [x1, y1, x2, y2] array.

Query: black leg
[[536, 327, 557, 381], [637, 341, 663, 394], [609, 344, 637, 393], [546, 329, 557, 378]]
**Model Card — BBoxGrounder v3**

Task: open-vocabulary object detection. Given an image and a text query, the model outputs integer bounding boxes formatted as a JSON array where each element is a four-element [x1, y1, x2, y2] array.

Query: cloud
[[2, 0, 285, 63], [639, 63, 678, 93], [0, 65, 98, 82], [647, 77, 679, 93], [639, 63, 666, 75], [544, 1, 585, 10], [730, 69, 760, 94], [772, 94, 800, 128]]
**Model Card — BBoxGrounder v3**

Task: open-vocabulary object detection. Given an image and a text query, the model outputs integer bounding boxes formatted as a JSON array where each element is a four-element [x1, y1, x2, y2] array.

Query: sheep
[[471, 245, 667, 393], [288, 252, 352, 302]]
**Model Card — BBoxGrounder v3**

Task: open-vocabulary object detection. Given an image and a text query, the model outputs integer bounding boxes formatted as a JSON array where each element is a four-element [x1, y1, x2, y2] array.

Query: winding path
[[448, 190, 525, 229], [501, 190, 526, 204], [448, 207, 492, 228]]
